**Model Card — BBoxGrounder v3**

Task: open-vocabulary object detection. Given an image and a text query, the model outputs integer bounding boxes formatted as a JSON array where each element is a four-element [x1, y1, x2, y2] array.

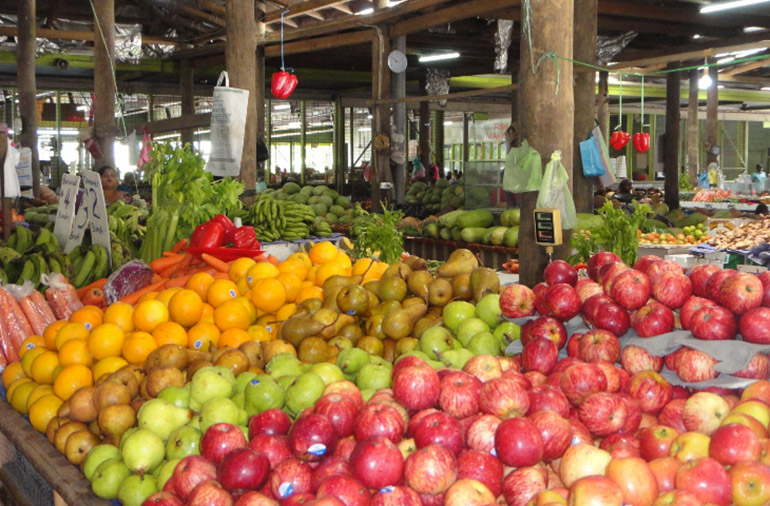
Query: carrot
[[119, 280, 167, 305], [267, 255, 280, 267], [163, 274, 194, 288], [76, 278, 108, 299], [160, 253, 195, 278], [150, 253, 186, 274], [201, 253, 230, 273], [151, 273, 164, 284], [29, 291, 56, 326], [170, 238, 188, 254], [19, 297, 48, 336], [162, 251, 177, 257]]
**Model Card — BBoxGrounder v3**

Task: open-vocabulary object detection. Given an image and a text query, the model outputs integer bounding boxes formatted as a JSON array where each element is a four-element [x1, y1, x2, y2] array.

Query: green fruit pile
[[418, 208, 521, 248], [0, 227, 76, 288]]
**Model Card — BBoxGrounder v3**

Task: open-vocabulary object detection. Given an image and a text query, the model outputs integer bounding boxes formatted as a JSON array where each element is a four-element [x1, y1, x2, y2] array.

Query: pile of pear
[[277, 249, 505, 366]]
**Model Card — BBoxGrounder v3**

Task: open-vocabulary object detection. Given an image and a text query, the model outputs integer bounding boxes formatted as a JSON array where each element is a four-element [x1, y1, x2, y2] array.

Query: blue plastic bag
[[697, 171, 709, 188], [579, 133, 606, 177]]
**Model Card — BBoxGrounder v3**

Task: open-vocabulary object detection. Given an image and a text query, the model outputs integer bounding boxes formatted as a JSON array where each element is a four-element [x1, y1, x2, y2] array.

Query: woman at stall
[[98, 166, 134, 205]]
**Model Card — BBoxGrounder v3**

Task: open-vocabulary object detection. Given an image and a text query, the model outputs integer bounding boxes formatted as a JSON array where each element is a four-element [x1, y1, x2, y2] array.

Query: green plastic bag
[[536, 151, 577, 230], [503, 140, 542, 193]]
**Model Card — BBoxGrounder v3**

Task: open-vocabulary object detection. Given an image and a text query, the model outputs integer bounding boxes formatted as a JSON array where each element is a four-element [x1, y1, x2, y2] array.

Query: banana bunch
[[34, 228, 61, 254], [248, 196, 317, 242], [108, 201, 146, 257], [313, 219, 333, 238], [7, 225, 36, 253], [109, 232, 133, 271], [69, 244, 110, 289]]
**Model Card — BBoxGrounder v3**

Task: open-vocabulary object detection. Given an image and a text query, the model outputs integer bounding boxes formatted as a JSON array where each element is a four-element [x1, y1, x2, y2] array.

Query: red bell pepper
[[610, 130, 631, 150], [230, 226, 259, 250], [212, 214, 236, 239], [271, 70, 298, 99], [633, 132, 650, 153], [189, 221, 226, 249]]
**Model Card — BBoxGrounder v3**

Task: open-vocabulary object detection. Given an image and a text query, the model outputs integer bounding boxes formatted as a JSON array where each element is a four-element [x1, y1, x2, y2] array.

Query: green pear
[[419, 327, 454, 360], [285, 372, 326, 415], [356, 363, 392, 391], [309, 362, 345, 385], [165, 426, 201, 460], [235, 371, 258, 394], [84, 444, 123, 481], [493, 321, 521, 347], [395, 350, 432, 363], [456, 318, 490, 347], [120, 428, 138, 451], [437, 348, 474, 369], [266, 353, 304, 378], [121, 429, 165, 475], [200, 397, 242, 432], [91, 459, 131, 500], [157, 385, 191, 409], [137, 399, 192, 441], [244, 375, 286, 416], [117, 474, 158, 506], [361, 389, 375, 402], [336, 348, 369, 378], [156, 459, 180, 489], [190, 366, 236, 411], [368, 355, 392, 369], [443, 301, 476, 333], [276, 375, 298, 391], [467, 331, 502, 356], [475, 294, 502, 328]]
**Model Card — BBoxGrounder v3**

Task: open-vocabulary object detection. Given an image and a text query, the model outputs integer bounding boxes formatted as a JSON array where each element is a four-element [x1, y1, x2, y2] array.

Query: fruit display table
[[260, 233, 346, 261], [0, 399, 109, 506], [403, 236, 517, 268]]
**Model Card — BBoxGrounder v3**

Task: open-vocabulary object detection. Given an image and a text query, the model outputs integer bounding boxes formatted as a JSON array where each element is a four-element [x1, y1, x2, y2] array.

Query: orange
[[122, 332, 158, 365], [219, 328, 253, 348], [168, 289, 204, 327], [245, 263, 280, 288], [6, 377, 32, 403], [186, 272, 216, 301], [256, 315, 280, 339], [58, 339, 93, 367], [276, 273, 302, 303], [352, 257, 375, 276], [364, 261, 389, 283], [276, 303, 297, 321], [315, 262, 346, 288], [152, 321, 189, 347], [54, 322, 90, 351], [26, 384, 55, 412], [92, 357, 128, 382], [87, 323, 126, 360], [250, 278, 286, 314], [20, 347, 48, 378], [278, 260, 308, 281], [235, 297, 258, 324], [103, 302, 135, 332], [29, 394, 63, 433], [43, 321, 68, 350], [335, 251, 352, 270], [133, 299, 170, 333], [19, 335, 45, 357], [213, 299, 251, 332], [305, 264, 319, 283], [2, 362, 25, 389], [247, 325, 272, 342], [309, 241, 339, 265], [154, 287, 183, 307], [69, 305, 103, 331], [207, 279, 240, 308], [187, 322, 220, 351], [236, 279, 250, 298], [296, 285, 324, 304], [229, 257, 257, 284], [287, 252, 312, 270], [200, 303, 215, 323], [29, 351, 61, 385], [10, 381, 38, 414], [52, 364, 93, 401]]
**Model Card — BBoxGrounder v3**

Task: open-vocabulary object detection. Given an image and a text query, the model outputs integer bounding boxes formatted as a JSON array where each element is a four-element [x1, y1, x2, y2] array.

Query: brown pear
[[298, 298, 323, 313], [130, 398, 146, 414], [239, 341, 264, 369], [144, 344, 189, 374], [470, 267, 501, 302], [413, 314, 442, 338], [365, 314, 386, 339], [363, 280, 381, 296], [382, 303, 428, 340], [437, 249, 478, 278], [120, 364, 146, 387], [54, 421, 89, 454], [65, 429, 100, 466], [93, 381, 132, 411], [337, 323, 364, 344], [336, 284, 371, 316], [357, 336, 384, 357], [186, 360, 214, 381], [262, 340, 297, 363], [97, 404, 137, 446], [428, 278, 454, 307], [403, 297, 426, 307], [383, 339, 397, 363], [328, 336, 353, 353], [280, 315, 328, 347], [395, 337, 419, 358], [298, 337, 330, 364], [323, 275, 356, 311], [57, 398, 71, 418], [407, 270, 434, 300], [139, 377, 150, 399], [321, 314, 355, 340], [106, 369, 140, 400], [403, 255, 428, 271], [69, 386, 98, 423], [451, 273, 472, 301], [214, 349, 250, 376], [382, 262, 412, 281], [145, 366, 186, 398], [88, 420, 100, 436], [46, 417, 66, 444], [186, 347, 213, 365], [378, 277, 408, 302], [371, 300, 401, 316]]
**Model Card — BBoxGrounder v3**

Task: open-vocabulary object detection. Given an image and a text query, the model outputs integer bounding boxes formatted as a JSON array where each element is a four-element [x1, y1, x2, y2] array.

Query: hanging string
[[280, 9, 291, 71], [616, 73, 623, 131], [522, 0, 536, 74], [88, 0, 127, 139], [640, 75, 645, 130], [533, 52, 560, 96]]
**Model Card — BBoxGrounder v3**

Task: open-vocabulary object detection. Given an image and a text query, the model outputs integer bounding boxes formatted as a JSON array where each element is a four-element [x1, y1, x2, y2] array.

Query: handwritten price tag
[[54, 174, 81, 246], [64, 170, 112, 266]]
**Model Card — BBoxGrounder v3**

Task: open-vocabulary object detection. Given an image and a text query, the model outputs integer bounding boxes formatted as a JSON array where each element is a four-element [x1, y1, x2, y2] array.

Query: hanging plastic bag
[[536, 151, 577, 230], [503, 140, 542, 193], [697, 171, 709, 189], [579, 132, 606, 178], [205, 71, 250, 178]]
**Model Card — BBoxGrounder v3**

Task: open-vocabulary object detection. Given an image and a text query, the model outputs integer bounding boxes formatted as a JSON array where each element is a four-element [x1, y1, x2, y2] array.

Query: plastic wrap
[[597, 31, 638, 65], [42, 273, 83, 320], [143, 29, 177, 60], [115, 23, 142, 64], [494, 19, 514, 73], [6, 282, 57, 336], [0, 287, 31, 358], [425, 69, 451, 107], [104, 260, 155, 304]]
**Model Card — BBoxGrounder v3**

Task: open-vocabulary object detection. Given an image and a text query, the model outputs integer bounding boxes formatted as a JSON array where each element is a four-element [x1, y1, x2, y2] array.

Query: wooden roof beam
[[720, 53, 770, 75], [598, 0, 770, 28], [0, 26, 177, 46], [199, 0, 226, 16], [264, 0, 351, 23], [391, 0, 520, 38]]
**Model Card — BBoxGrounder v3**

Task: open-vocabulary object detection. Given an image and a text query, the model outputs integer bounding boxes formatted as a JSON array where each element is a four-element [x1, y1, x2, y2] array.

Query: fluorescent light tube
[[701, 0, 770, 13], [418, 52, 460, 63]]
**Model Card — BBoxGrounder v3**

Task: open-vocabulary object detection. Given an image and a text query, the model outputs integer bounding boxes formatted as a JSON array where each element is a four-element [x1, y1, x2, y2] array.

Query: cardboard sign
[[53, 174, 81, 245], [64, 170, 111, 266], [15, 147, 32, 197]]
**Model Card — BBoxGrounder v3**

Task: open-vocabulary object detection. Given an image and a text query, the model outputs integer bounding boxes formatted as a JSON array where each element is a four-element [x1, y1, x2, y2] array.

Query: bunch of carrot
[[0, 286, 58, 365]]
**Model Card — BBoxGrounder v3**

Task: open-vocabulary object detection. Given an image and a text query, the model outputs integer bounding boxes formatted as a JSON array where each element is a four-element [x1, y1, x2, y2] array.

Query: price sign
[[534, 208, 563, 246], [64, 170, 112, 266], [53, 174, 81, 245]]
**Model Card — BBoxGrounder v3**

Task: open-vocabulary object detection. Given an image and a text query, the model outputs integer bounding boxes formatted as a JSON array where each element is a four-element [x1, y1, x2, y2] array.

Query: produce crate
[[403, 236, 517, 268]]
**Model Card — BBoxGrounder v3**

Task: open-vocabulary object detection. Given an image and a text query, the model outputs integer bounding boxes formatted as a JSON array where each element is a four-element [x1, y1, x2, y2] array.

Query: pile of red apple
[[500, 253, 770, 384]]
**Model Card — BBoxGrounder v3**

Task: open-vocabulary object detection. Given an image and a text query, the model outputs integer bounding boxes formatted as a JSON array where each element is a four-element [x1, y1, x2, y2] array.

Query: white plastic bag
[[2, 144, 21, 198], [205, 71, 250, 177], [536, 151, 577, 230]]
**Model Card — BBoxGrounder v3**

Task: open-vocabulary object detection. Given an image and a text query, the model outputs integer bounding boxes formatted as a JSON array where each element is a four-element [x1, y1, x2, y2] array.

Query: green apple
[[356, 363, 392, 391], [235, 371, 258, 394], [157, 385, 191, 409], [200, 397, 243, 432], [91, 459, 131, 500], [467, 331, 502, 356], [165, 426, 201, 460], [244, 375, 286, 416], [493, 321, 521, 347], [83, 444, 122, 481], [456, 318, 490, 347], [419, 326, 454, 360], [266, 353, 304, 378], [137, 399, 192, 441], [121, 429, 165, 475], [285, 372, 326, 416], [155, 459, 180, 490], [475, 294, 502, 328], [190, 366, 236, 411], [309, 362, 345, 385], [443, 301, 476, 333], [117, 474, 158, 506]]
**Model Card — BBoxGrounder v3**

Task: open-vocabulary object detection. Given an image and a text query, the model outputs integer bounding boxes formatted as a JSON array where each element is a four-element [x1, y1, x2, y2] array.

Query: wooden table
[[0, 399, 111, 506]]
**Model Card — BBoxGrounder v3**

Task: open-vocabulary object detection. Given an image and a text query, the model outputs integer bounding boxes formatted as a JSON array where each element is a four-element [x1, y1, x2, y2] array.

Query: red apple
[[412, 411, 464, 456], [269, 458, 312, 500], [527, 385, 570, 417], [611, 269, 652, 310], [186, 481, 232, 506], [494, 416, 544, 467], [740, 307, 770, 344], [544, 259, 578, 286], [402, 444, 458, 495], [675, 457, 731, 506], [618, 392, 643, 432], [688, 264, 721, 298], [600, 431, 641, 456], [734, 353, 770, 380], [621, 345, 663, 375], [310, 456, 352, 492], [312, 395, 358, 439], [741, 380, 770, 404], [707, 268, 737, 302], [577, 392, 628, 436], [679, 295, 718, 330], [559, 362, 608, 405], [287, 414, 338, 462], [349, 436, 403, 490], [569, 475, 623, 505], [581, 294, 614, 323], [500, 284, 537, 318], [577, 329, 621, 363], [720, 272, 764, 314], [566, 332, 583, 358], [353, 403, 405, 445], [315, 476, 370, 506], [534, 282, 551, 315], [322, 381, 365, 411], [659, 398, 688, 433], [569, 419, 595, 447], [631, 301, 675, 337], [544, 283, 582, 321], [682, 392, 730, 435], [646, 260, 684, 284], [708, 423, 762, 466], [529, 410, 572, 461], [173, 455, 218, 500], [217, 448, 270, 492], [201, 423, 248, 466], [479, 377, 529, 419], [248, 409, 292, 439], [588, 252, 621, 281], [369, 486, 422, 506], [501, 466, 548, 506], [456, 450, 503, 498], [690, 305, 737, 341], [640, 425, 680, 461], [606, 457, 659, 506], [521, 316, 568, 349], [521, 338, 559, 375], [465, 414, 501, 454], [652, 489, 701, 506], [524, 370, 547, 387], [443, 479, 494, 506], [648, 456, 682, 494], [142, 492, 184, 506], [634, 255, 663, 274], [462, 355, 502, 382], [729, 460, 770, 506], [652, 272, 692, 310], [673, 348, 719, 383], [576, 279, 604, 303], [560, 443, 612, 488], [628, 370, 674, 415], [594, 302, 631, 337], [392, 363, 439, 411], [721, 411, 768, 439], [232, 491, 276, 506], [438, 371, 481, 419]]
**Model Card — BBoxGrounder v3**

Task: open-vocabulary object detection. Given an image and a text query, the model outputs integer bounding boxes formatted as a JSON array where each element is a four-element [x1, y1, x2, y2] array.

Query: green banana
[[19, 259, 36, 283], [48, 256, 62, 274], [92, 245, 109, 280], [74, 250, 96, 288], [0, 247, 22, 265]]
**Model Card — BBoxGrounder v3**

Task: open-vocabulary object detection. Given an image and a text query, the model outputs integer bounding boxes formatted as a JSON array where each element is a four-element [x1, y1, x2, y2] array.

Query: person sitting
[[98, 166, 134, 205], [755, 203, 769, 216], [613, 178, 635, 204], [752, 164, 766, 184], [118, 172, 136, 193]]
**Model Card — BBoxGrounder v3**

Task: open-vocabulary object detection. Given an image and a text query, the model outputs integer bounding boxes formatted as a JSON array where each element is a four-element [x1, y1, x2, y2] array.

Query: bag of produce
[[4, 281, 56, 336], [103, 260, 154, 305], [503, 140, 542, 193], [536, 151, 577, 230], [41, 272, 83, 320], [0, 286, 32, 361]]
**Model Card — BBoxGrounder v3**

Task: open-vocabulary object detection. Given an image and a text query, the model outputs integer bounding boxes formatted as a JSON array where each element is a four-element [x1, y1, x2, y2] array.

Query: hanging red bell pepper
[[633, 132, 650, 153], [610, 130, 631, 150], [230, 226, 259, 250], [190, 221, 226, 249], [211, 214, 236, 239], [271, 70, 298, 99]]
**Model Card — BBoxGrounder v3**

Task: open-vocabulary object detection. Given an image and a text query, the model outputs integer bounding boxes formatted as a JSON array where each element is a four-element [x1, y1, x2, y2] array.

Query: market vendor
[[613, 178, 635, 204], [752, 164, 766, 183], [98, 165, 134, 205]]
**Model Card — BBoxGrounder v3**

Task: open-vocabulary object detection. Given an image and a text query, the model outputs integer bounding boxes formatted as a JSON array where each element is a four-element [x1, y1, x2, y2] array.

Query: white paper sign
[[15, 147, 32, 197], [53, 174, 81, 245], [65, 170, 111, 265]]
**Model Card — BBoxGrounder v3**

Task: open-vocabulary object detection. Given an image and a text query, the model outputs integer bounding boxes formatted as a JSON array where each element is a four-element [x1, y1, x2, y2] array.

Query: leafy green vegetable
[[350, 203, 404, 264], [568, 201, 651, 266]]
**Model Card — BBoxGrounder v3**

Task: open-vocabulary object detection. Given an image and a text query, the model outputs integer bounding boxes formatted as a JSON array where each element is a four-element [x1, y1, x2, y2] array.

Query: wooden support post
[[226, 0, 257, 193], [334, 96, 344, 192], [518, 0, 574, 287], [572, 0, 596, 213], [300, 100, 307, 185], [18, 0, 40, 195], [706, 60, 719, 165], [597, 71, 609, 144], [434, 110, 444, 170], [256, 14, 266, 185], [392, 35, 407, 204], [419, 77, 431, 181], [687, 68, 699, 186], [462, 113, 470, 174], [664, 64, 681, 211], [93, 0, 116, 168], [0, 124, 9, 241], [180, 58, 195, 146], [349, 108, 355, 180], [371, 22, 391, 212], [265, 98, 272, 184]]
